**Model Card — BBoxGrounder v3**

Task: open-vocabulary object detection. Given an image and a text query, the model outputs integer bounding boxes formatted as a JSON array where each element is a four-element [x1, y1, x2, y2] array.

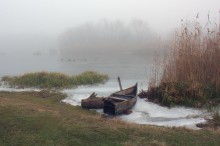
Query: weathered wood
[[88, 92, 97, 98], [104, 83, 138, 115], [81, 92, 105, 109], [117, 76, 123, 91], [108, 96, 128, 101]]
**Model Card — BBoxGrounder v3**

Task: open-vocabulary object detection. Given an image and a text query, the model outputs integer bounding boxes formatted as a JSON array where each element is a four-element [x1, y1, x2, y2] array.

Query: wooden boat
[[103, 83, 138, 115], [81, 92, 105, 109]]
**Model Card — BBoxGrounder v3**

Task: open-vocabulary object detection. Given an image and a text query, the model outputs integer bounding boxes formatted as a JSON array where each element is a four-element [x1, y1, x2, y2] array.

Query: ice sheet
[[61, 80, 209, 129], [0, 80, 209, 129]]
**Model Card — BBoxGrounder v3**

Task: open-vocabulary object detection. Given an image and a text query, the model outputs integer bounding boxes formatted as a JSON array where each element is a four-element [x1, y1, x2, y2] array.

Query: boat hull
[[103, 83, 138, 115]]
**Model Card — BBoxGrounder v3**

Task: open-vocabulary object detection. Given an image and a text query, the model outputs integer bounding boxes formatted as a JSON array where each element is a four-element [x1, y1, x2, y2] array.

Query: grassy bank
[[147, 17, 220, 108], [0, 91, 220, 146], [1, 71, 108, 89]]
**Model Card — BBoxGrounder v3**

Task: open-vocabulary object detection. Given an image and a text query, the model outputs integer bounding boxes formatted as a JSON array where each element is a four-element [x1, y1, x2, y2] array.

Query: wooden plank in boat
[[108, 96, 128, 101]]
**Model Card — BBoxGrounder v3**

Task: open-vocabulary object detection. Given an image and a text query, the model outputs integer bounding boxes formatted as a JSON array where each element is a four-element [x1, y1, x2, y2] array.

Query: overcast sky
[[0, 0, 219, 37]]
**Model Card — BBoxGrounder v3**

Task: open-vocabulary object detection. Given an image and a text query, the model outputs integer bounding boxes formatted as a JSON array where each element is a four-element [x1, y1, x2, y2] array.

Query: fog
[[0, 0, 218, 129], [59, 19, 159, 60], [1, 0, 219, 35], [0, 0, 219, 76]]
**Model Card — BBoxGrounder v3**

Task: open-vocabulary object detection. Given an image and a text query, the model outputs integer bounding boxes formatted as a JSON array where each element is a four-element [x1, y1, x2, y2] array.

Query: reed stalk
[[148, 15, 220, 107]]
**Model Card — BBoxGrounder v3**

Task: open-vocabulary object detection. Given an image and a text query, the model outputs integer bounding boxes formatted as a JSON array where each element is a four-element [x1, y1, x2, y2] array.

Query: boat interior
[[108, 94, 134, 103]]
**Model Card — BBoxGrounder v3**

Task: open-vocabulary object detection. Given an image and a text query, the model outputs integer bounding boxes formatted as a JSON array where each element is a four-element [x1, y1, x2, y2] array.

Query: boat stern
[[103, 100, 116, 115]]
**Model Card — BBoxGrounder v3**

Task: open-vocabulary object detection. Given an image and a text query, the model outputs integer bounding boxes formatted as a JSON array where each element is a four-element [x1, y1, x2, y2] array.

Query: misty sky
[[1, 0, 219, 36], [0, 0, 219, 76]]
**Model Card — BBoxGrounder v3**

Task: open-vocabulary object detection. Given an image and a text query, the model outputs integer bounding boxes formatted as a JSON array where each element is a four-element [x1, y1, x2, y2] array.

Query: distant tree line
[[59, 19, 158, 59]]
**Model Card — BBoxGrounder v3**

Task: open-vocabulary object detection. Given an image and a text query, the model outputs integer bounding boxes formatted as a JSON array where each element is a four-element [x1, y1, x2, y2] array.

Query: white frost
[[0, 80, 209, 130], [61, 80, 209, 129]]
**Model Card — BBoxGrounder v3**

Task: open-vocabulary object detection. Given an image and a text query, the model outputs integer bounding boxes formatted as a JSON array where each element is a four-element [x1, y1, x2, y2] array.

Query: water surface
[[0, 53, 208, 129]]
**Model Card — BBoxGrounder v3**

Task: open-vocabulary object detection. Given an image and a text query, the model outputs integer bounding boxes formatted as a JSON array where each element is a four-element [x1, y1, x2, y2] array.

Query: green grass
[[1, 71, 109, 89], [0, 91, 220, 146]]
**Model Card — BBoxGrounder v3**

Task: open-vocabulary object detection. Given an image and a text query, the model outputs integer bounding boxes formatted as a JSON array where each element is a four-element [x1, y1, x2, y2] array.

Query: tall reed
[[148, 15, 220, 107]]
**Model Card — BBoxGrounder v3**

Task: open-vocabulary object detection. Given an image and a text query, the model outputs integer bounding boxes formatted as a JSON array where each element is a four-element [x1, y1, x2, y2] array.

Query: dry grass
[[148, 15, 220, 107], [161, 18, 220, 87], [150, 140, 166, 146]]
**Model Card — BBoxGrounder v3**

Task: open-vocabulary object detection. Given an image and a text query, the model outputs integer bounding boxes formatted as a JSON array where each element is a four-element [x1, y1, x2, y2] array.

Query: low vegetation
[[147, 16, 220, 107], [1, 71, 108, 89], [0, 91, 220, 146]]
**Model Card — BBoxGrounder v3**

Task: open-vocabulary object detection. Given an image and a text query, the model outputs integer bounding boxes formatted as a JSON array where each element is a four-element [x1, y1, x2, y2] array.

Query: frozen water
[[61, 79, 209, 129], [0, 78, 208, 129], [0, 85, 40, 92], [120, 98, 207, 129], [0, 47, 211, 130]]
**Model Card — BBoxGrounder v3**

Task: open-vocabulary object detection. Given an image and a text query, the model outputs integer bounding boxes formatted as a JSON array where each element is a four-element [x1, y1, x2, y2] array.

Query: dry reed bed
[[148, 17, 220, 107]]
